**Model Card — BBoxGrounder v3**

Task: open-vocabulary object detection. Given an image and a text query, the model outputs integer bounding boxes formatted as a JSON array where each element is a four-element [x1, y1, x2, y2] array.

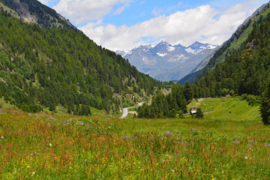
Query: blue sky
[[38, 0, 269, 51]]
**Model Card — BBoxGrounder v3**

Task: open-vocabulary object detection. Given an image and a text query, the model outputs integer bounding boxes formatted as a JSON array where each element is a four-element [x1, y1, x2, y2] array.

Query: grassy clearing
[[0, 98, 270, 179], [188, 97, 261, 121]]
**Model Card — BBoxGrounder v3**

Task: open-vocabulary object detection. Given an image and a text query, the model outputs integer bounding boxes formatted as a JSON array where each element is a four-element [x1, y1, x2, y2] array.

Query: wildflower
[[148, 137, 155, 140], [49, 143, 52, 147], [164, 131, 173, 136], [122, 136, 131, 139], [1, 136, 3, 139], [245, 156, 248, 160], [170, 169, 175, 172], [233, 140, 240, 144], [77, 121, 84, 125], [265, 143, 270, 147], [32, 172, 35, 175]]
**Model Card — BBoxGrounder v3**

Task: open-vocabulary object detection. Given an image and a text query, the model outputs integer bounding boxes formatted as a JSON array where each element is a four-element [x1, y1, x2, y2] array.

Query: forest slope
[[0, 6, 165, 115], [178, 2, 270, 85]]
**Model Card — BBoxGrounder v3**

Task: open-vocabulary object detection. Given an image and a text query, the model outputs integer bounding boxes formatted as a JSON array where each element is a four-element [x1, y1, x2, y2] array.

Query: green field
[[0, 97, 270, 179], [188, 97, 260, 121]]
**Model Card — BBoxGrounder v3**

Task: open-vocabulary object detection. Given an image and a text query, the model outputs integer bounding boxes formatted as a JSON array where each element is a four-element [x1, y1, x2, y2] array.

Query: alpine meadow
[[1, 0, 270, 179]]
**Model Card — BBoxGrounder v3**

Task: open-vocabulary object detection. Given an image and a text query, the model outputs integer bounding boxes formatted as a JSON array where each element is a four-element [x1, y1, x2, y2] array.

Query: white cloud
[[152, 7, 164, 16], [79, 1, 265, 51], [53, 0, 131, 25]]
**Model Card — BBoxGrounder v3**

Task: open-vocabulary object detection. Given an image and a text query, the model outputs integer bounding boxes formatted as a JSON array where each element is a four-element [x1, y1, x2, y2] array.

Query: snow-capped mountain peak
[[185, 41, 218, 54]]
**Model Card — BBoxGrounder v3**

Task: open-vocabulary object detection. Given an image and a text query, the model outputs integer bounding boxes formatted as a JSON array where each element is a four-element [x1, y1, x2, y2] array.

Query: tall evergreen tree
[[260, 83, 270, 125]]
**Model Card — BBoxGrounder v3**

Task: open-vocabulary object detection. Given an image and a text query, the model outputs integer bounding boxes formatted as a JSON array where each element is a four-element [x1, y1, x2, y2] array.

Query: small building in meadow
[[191, 110, 197, 114]]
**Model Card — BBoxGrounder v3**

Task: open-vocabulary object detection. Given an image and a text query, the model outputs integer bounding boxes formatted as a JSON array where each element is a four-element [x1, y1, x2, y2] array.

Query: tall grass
[[0, 98, 270, 179]]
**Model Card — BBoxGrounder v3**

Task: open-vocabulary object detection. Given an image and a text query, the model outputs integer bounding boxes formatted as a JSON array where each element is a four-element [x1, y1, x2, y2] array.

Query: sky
[[38, 0, 269, 51]]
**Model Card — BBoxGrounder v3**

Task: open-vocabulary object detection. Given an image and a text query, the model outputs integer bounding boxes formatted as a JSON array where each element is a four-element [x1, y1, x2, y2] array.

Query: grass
[[188, 97, 261, 121], [0, 97, 270, 179]]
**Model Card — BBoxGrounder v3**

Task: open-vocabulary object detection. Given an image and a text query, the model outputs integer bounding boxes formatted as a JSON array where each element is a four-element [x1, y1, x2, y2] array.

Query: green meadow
[[0, 97, 270, 179]]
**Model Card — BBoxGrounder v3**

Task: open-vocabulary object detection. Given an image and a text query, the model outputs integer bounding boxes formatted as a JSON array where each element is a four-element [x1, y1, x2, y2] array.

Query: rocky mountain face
[[116, 41, 218, 81], [0, 0, 80, 32]]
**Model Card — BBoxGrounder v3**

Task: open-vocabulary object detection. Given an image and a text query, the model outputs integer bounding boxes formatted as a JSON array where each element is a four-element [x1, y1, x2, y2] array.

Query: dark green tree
[[260, 83, 270, 125]]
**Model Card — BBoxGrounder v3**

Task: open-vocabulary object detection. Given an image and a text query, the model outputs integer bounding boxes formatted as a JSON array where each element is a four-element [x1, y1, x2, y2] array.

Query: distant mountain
[[185, 41, 218, 54], [154, 48, 218, 81], [116, 41, 218, 81]]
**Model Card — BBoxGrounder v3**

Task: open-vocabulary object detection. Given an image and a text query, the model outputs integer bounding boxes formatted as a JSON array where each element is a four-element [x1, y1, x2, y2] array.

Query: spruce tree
[[184, 82, 193, 102], [260, 83, 270, 125]]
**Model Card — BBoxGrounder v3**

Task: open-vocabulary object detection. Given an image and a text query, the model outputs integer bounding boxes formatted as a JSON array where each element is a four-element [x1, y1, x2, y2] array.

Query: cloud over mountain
[[79, 1, 258, 51]]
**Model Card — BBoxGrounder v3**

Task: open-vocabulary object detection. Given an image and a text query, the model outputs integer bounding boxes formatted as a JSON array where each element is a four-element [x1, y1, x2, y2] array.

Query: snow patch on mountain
[[167, 46, 175, 51], [157, 53, 167, 57], [185, 48, 197, 54], [207, 45, 218, 49]]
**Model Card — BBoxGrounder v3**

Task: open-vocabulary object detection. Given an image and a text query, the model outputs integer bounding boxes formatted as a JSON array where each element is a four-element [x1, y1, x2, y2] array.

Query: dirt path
[[120, 102, 144, 119]]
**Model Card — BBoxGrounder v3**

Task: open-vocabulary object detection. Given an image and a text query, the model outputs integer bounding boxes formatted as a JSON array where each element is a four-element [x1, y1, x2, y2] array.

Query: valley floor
[[0, 97, 269, 179]]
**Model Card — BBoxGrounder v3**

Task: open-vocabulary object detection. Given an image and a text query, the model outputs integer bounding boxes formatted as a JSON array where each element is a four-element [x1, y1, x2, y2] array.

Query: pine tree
[[184, 82, 193, 102], [260, 83, 270, 125]]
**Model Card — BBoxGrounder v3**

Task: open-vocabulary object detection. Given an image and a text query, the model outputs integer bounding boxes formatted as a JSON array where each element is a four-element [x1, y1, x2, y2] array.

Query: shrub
[[196, 108, 204, 119], [242, 94, 248, 99], [178, 110, 184, 119]]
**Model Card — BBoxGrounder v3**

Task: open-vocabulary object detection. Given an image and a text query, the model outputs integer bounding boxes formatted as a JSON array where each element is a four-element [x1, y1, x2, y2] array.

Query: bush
[[242, 94, 248, 99], [178, 110, 184, 119], [196, 108, 204, 119], [21, 103, 30, 112]]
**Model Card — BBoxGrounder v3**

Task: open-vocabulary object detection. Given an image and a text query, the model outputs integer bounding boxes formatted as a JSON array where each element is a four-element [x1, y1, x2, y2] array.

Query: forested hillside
[[0, 7, 166, 114], [190, 12, 270, 98], [178, 2, 270, 85]]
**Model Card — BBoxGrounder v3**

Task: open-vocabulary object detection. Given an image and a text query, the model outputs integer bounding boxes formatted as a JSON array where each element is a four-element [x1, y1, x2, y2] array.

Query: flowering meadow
[[0, 104, 270, 179]]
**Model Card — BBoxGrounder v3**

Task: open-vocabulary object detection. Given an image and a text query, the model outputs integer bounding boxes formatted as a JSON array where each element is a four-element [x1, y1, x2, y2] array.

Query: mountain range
[[116, 41, 218, 81]]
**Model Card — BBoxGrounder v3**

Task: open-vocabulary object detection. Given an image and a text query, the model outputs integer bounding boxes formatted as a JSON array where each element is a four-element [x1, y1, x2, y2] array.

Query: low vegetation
[[1, 97, 270, 179]]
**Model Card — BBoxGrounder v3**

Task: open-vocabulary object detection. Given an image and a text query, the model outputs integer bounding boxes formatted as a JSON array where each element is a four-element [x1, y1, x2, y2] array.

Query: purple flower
[[233, 140, 240, 144], [248, 143, 253, 146], [122, 136, 131, 139], [179, 142, 185, 145], [265, 143, 270, 147], [28, 113, 33, 116], [77, 121, 84, 125], [164, 131, 173, 135], [148, 137, 155, 141]]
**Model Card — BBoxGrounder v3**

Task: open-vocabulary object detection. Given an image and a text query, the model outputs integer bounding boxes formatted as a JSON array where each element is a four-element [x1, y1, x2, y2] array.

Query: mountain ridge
[[116, 41, 218, 81], [0, 0, 81, 32]]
